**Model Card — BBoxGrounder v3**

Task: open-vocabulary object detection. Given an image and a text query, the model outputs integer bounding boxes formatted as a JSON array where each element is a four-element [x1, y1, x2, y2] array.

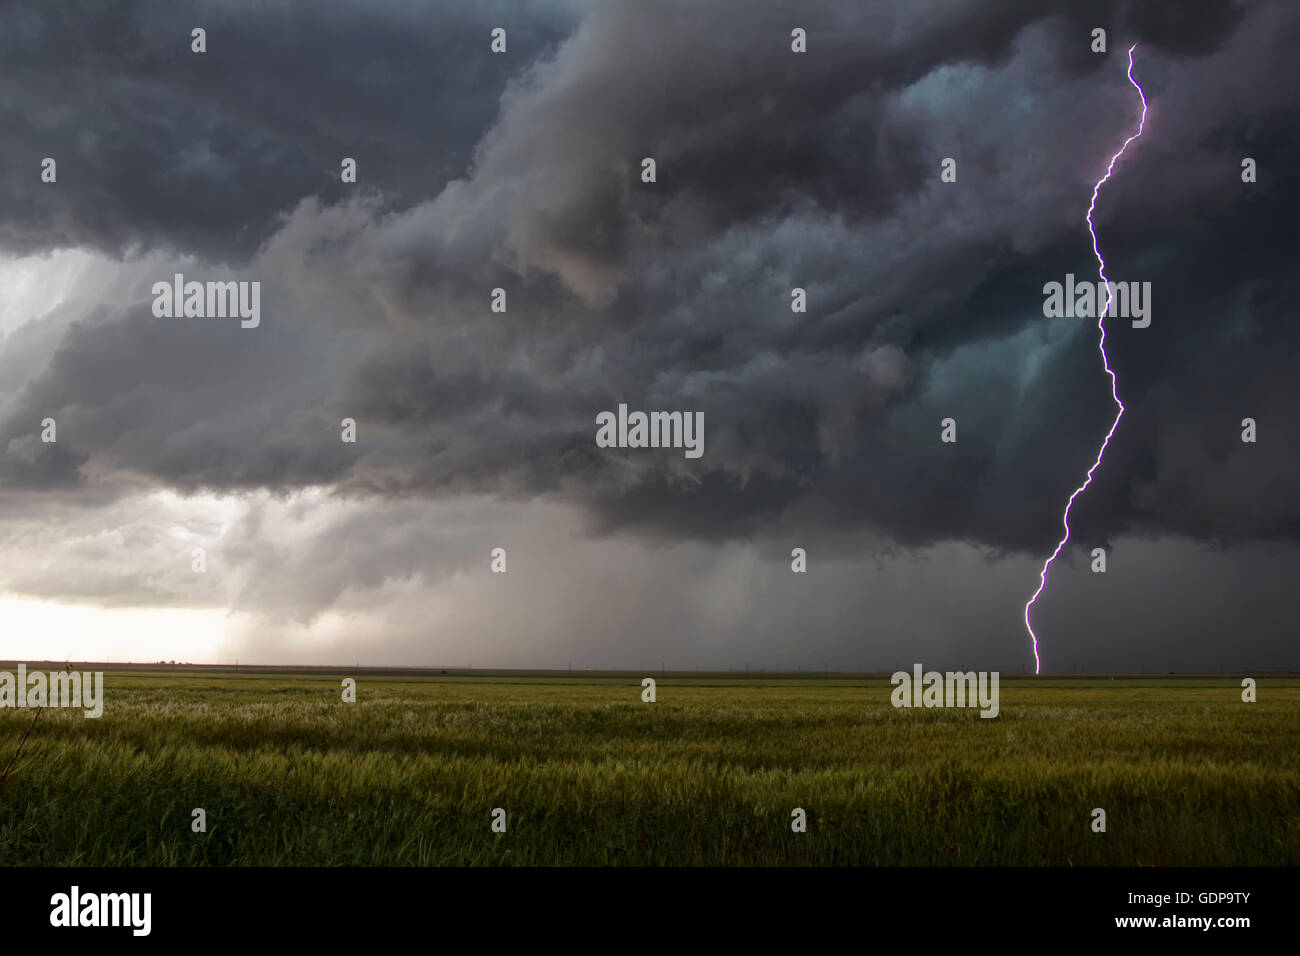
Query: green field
[[1, 669, 1296, 866]]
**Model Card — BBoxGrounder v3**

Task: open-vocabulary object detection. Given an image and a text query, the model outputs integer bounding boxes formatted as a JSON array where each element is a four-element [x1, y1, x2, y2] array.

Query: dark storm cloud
[[0, 292, 356, 490], [0, 0, 575, 260], [1, 0, 1296, 565]]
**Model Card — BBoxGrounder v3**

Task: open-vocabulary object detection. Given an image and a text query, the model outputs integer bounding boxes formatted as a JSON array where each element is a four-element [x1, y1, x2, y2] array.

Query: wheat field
[[0, 671, 1296, 865]]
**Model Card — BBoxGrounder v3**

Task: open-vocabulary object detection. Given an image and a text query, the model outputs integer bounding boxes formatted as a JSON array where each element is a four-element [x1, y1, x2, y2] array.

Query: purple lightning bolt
[[1024, 43, 1148, 674]]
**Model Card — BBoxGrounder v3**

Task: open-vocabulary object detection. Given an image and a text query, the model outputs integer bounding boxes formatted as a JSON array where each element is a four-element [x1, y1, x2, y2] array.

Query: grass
[[0, 671, 1296, 865]]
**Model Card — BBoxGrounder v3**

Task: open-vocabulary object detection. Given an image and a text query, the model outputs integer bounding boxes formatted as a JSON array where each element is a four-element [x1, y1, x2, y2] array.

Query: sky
[[0, 0, 1296, 672]]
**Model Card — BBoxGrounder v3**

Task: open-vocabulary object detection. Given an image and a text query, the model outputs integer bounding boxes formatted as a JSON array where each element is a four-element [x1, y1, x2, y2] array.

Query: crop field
[[1, 669, 1297, 866]]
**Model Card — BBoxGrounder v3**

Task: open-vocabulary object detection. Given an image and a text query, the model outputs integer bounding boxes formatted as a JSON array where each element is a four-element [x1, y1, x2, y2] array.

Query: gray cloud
[[0, 0, 1296, 669]]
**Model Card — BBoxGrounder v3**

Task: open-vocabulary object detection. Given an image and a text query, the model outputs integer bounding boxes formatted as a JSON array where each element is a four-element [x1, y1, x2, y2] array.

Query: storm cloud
[[0, 0, 1295, 670]]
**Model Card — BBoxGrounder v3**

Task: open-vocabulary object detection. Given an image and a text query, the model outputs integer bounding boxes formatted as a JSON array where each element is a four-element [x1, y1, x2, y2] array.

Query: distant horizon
[[2, 659, 1294, 679]]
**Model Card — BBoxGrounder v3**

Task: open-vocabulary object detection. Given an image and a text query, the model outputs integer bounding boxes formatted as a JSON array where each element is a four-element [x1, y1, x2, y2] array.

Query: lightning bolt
[[1024, 43, 1148, 675]]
